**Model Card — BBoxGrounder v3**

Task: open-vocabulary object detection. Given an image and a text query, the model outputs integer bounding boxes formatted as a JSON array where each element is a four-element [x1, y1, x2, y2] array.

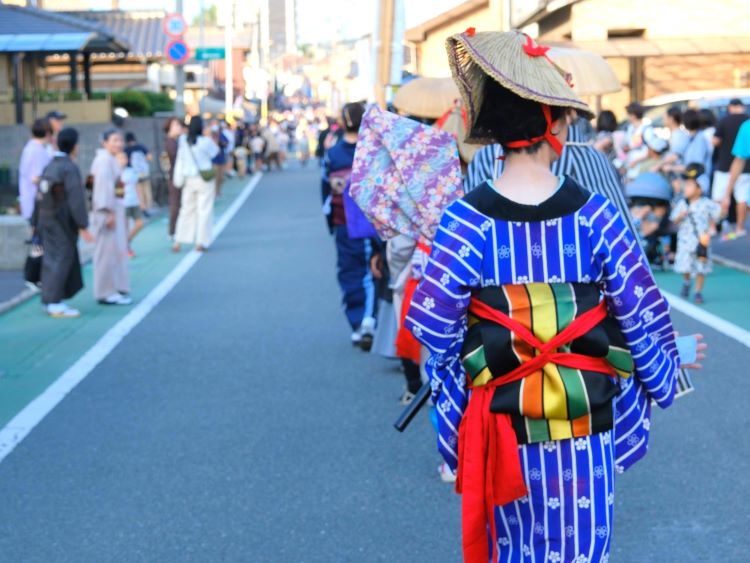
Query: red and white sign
[[165, 39, 190, 65], [162, 13, 188, 38]]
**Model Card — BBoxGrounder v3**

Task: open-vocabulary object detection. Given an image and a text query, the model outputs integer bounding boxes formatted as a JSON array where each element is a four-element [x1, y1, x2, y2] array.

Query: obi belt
[[456, 283, 634, 563]]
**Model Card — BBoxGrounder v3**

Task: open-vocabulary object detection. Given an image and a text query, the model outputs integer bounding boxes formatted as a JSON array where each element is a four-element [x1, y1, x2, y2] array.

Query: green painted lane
[[654, 265, 750, 332], [0, 176, 253, 429]]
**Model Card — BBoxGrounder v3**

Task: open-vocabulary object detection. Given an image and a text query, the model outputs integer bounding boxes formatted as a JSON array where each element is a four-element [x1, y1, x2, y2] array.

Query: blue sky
[[92, 0, 463, 43]]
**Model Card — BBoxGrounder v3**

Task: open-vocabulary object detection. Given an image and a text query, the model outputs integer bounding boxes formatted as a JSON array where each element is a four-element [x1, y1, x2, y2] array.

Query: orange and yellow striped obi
[[456, 283, 633, 563]]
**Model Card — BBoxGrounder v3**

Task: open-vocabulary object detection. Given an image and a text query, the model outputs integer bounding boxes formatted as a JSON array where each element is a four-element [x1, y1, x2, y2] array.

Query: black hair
[[729, 98, 744, 107], [31, 118, 51, 139], [626, 103, 645, 119], [596, 110, 617, 133], [682, 109, 701, 132], [342, 103, 365, 133], [101, 128, 122, 142], [471, 78, 565, 155], [666, 106, 682, 125], [57, 127, 79, 154], [187, 115, 204, 145], [125, 132, 136, 143], [699, 108, 716, 129]]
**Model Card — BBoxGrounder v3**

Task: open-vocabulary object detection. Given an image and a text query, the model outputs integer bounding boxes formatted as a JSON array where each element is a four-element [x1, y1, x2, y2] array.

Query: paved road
[[0, 166, 746, 562]]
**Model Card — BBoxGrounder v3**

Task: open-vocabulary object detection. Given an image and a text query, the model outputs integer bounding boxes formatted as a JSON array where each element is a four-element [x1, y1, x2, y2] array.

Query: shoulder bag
[[186, 140, 216, 182]]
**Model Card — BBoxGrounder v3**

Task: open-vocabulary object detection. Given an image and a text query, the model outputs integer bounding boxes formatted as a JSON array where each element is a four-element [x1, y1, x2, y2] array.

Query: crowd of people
[[591, 98, 750, 302], [17, 107, 327, 318], [317, 29, 711, 563]]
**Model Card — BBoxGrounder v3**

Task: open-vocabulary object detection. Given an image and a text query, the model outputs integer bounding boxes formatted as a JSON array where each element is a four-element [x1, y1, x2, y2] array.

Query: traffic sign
[[165, 39, 190, 65], [163, 13, 187, 38], [195, 47, 226, 61]]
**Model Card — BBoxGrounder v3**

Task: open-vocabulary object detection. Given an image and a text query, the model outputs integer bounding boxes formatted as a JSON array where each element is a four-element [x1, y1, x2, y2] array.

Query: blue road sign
[[165, 39, 189, 65]]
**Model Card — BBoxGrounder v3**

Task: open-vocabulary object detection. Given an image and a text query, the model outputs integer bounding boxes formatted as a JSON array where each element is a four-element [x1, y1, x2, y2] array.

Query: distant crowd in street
[[17, 108, 323, 318]]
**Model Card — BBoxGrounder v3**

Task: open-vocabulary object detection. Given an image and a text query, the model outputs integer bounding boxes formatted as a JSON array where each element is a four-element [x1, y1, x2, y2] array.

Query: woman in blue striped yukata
[[405, 30, 704, 563]]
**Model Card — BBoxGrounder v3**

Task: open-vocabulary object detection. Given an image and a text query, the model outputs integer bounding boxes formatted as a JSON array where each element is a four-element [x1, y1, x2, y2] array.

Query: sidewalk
[[713, 232, 750, 273], [0, 175, 256, 430]]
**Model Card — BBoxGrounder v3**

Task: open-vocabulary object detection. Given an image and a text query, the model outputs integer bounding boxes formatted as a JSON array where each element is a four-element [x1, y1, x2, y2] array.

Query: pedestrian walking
[[209, 119, 229, 197], [35, 127, 93, 317], [712, 98, 750, 239], [163, 117, 185, 239], [45, 110, 66, 151], [250, 133, 266, 173], [322, 102, 376, 347], [90, 129, 132, 306], [663, 109, 713, 176], [406, 30, 687, 563], [671, 163, 722, 304], [18, 118, 53, 221], [120, 162, 144, 258], [592, 109, 619, 165], [124, 132, 153, 215], [172, 115, 219, 253]]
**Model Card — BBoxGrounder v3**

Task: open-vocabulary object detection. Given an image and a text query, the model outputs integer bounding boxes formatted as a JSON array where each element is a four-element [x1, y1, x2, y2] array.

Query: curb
[[0, 287, 39, 315], [713, 254, 750, 275]]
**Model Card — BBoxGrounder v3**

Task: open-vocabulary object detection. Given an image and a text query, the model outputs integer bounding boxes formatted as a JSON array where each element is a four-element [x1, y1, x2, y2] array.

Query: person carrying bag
[[172, 115, 220, 253]]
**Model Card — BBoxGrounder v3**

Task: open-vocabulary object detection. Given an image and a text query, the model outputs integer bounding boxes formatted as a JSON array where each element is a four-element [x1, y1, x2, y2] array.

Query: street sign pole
[[174, 0, 185, 117], [224, 3, 233, 121]]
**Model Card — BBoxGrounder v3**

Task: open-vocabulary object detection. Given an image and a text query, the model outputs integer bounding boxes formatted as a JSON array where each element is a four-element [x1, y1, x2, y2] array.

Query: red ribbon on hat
[[504, 104, 564, 156], [522, 34, 550, 57], [465, 27, 476, 37]]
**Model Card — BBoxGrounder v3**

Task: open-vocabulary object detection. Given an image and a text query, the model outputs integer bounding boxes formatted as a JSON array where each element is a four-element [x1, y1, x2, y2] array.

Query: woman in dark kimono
[[36, 128, 93, 318]]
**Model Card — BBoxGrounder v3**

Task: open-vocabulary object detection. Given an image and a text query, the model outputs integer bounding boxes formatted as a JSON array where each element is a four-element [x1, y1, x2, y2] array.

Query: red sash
[[458, 298, 615, 563]]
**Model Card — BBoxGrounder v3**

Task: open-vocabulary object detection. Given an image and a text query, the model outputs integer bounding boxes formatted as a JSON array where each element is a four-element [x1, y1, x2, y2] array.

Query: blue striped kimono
[[406, 176, 678, 562]]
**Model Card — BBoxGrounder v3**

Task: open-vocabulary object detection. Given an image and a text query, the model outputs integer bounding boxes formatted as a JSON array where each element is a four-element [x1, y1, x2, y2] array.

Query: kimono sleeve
[[65, 164, 89, 229], [404, 201, 484, 469], [591, 198, 678, 408], [91, 155, 114, 213]]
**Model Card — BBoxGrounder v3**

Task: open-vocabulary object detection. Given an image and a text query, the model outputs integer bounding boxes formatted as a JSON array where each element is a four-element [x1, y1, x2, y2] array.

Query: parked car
[[641, 89, 750, 128]]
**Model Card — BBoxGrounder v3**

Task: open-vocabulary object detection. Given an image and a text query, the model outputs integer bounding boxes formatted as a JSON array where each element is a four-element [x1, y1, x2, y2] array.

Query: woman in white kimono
[[91, 129, 132, 305], [172, 115, 220, 253]]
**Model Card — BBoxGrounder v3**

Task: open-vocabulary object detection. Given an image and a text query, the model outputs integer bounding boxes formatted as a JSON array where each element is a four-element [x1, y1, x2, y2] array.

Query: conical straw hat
[[446, 29, 592, 144]]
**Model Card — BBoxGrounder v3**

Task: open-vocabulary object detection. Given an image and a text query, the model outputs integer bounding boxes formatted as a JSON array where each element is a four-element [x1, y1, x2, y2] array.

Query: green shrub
[[143, 91, 174, 113], [111, 90, 152, 117]]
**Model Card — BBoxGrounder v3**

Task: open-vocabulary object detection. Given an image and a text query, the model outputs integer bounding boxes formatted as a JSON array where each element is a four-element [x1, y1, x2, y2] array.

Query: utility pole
[[175, 0, 185, 116], [200, 0, 207, 97], [375, 0, 395, 108], [224, 1, 234, 121]]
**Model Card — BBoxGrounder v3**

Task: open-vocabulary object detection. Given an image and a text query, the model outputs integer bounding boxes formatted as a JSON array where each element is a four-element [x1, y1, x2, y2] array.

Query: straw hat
[[446, 29, 592, 144], [392, 77, 460, 119]]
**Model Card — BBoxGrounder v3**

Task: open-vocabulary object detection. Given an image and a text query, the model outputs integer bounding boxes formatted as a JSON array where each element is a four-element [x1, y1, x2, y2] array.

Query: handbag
[[186, 142, 216, 182], [687, 209, 709, 261], [24, 233, 43, 285]]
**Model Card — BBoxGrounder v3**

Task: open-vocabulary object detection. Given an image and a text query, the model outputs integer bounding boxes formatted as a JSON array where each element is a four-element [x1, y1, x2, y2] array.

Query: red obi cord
[[457, 298, 615, 563], [504, 104, 564, 157]]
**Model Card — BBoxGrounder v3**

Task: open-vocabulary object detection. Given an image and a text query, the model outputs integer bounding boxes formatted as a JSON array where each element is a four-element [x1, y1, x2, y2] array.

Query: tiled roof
[[0, 4, 128, 53], [66, 10, 166, 59]]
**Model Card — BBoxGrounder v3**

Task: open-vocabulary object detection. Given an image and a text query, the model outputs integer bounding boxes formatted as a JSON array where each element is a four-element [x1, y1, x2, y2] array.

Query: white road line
[[663, 290, 750, 349], [0, 173, 264, 464]]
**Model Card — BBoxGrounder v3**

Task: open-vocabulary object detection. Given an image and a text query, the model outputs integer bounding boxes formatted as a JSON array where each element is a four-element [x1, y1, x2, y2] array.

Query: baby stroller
[[625, 172, 675, 268]]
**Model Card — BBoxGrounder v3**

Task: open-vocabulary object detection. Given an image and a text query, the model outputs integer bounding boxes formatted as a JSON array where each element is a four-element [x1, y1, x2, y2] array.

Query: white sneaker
[[99, 293, 133, 306], [47, 303, 81, 318], [438, 462, 457, 483], [359, 316, 376, 352], [351, 330, 363, 346]]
